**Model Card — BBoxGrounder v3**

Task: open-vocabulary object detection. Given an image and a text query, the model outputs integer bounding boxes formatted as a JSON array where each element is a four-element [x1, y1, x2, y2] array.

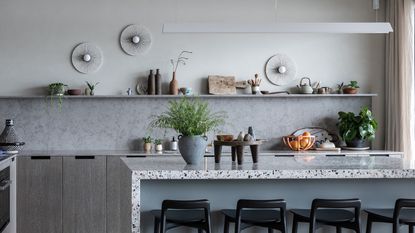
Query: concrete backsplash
[[0, 97, 372, 151]]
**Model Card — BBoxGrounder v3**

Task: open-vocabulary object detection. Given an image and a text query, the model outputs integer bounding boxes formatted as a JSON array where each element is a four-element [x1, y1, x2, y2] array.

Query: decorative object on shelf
[[318, 139, 337, 149], [126, 88, 133, 96], [283, 132, 316, 151], [216, 134, 234, 142], [336, 82, 344, 94], [317, 87, 332, 94], [208, 76, 236, 95], [338, 106, 378, 149], [150, 97, 226, 164], [136, 80, 147, 95], [297, 77, 314, 94], [71, 42, 103, 74], [260, 91, 290, 95], [265, 54, 297, 86], [155, 139, 163, 152], [120, 24, 152, 56], [248, 74, 262, 94], [170, 51, 192, 95], [243, 134, 254, 142], [85, 81, 99, 96], [343, 81, 360, 94], [155, 69, 162, 95], [237, 131, 245, 141], [67, 89, 82, 96], [235, 80, 249, 89], [143, 136, 153, 152], [179, 87, 193, 96], [147, 70, 155, 95], [170, 137, 178, 151], [292, 127, 338, 148], [0, 119, 25, 154], [248, 126, 256, 140]]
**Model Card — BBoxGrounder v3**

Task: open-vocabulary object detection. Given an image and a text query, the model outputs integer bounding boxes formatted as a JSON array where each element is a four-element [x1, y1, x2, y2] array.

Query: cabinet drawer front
[[17, 156, 63, 233], [63, 156, 106, 233]]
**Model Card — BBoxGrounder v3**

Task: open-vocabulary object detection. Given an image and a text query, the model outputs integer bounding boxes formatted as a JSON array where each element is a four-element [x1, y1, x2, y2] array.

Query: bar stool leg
[[366, 216, 372, 233], [268, 228, 273, 233], [198, 228, 203, 233], [224, 216, 230, 233], [409, 225, 414, 233], [292, 216, 298, 233], [154, 218, 160, 233], [336, 226, 342, 233]]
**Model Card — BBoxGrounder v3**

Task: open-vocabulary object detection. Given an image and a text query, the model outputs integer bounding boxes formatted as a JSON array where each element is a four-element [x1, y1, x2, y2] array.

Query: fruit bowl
[[282, 135, 316, 151]]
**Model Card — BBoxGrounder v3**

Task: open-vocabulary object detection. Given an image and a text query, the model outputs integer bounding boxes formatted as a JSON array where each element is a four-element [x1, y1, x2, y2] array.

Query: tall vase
[[147, 70, 155, 95], [0, 119, 24, 154], [155, 69, 162, 95], [169, 72, 178, 95]]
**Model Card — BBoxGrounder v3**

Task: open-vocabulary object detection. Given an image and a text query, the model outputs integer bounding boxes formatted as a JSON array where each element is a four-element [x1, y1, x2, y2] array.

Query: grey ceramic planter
[[178, 135, 208, 165]]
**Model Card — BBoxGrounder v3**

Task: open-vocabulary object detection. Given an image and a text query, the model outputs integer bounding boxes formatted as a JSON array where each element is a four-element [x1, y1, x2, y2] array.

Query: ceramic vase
[[169, 72, 179, 95], [143, 142, 152, 152], [0, 119, 24, 154], [148, 70, 155, 95], [155, 144, 163, 152], [155, 69, 162, 95], [178, 135, 208, 164]]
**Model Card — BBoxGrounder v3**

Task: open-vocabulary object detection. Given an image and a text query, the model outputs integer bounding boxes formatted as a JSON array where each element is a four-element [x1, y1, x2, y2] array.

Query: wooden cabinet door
[[63, 156, 106, 233], [106, 156, 124, 233], [17, 156, 63, 233]]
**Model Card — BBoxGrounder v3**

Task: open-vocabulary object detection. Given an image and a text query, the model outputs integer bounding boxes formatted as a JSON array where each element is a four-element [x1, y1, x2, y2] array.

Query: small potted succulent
[[151, 97, 226, 164], [338, 107, 378, 148], [142, 136, 153, 152], [342, 81, 359, 94], [48, 83, 67, 109], [155, 139, 163, 152], [86, 81, 100, 96]]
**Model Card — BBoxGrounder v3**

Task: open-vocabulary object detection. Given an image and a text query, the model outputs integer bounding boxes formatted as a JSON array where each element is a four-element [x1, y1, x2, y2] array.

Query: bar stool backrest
[[235, 199, 287, 225], [393, 199, 415, 224]]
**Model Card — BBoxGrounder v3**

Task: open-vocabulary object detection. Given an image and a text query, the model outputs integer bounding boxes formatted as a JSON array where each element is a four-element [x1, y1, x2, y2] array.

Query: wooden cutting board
[[208, 76, 236, 95]]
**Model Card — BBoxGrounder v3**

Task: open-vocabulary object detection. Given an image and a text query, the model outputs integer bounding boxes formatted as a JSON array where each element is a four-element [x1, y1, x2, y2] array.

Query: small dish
[[216, 135, 234, 142]]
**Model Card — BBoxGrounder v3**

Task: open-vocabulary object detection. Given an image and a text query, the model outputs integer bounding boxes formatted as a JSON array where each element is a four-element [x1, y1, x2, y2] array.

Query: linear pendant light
[[162, 22, 393, 34]]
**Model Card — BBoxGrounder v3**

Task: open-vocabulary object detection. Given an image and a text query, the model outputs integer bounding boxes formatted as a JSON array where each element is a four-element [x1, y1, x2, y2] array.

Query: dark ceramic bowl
[[67, 89, 82, 96]]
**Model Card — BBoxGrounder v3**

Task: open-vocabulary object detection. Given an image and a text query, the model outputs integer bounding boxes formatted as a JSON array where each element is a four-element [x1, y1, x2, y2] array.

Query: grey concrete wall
[[0, 96, 372, 151], [140, 178, 415, 233]]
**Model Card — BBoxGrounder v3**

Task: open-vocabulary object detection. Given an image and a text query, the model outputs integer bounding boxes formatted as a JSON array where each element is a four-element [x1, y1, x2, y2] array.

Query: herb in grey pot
[[0, 119, 25, 154]]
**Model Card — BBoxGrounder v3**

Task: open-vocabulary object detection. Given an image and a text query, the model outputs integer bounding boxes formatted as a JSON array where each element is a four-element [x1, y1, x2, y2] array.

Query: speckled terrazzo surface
[[123, 155, 413, 233]]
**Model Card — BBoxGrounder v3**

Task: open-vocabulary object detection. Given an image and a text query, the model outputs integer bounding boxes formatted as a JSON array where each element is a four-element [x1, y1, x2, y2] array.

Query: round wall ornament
[[265, 54, 297, 86], [120, 24, 152, 56], [71, 42, 103, 74]]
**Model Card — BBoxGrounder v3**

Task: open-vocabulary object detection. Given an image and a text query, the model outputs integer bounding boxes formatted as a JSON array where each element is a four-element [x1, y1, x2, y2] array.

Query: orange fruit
[[290, 140, 300, 150], [302, 131, 311, 137], [300, 138, 310, 148]]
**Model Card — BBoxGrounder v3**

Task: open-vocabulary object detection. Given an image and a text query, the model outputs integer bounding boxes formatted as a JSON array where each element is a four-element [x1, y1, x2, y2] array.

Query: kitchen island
[[121, 154, 415, 233]]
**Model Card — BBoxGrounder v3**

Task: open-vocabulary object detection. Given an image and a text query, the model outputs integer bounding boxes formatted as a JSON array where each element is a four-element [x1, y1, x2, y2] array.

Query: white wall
[[0, 0, 386, 147]]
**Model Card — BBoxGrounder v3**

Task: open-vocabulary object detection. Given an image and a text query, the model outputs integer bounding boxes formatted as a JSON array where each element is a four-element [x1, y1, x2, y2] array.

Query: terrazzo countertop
[[123, 154, 413, 179]]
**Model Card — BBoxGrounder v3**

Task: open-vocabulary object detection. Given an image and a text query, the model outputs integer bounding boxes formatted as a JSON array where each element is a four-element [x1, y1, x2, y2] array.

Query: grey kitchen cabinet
[[63, 156, 106, 233], [16, 156, 63, 233], [106, 156, 124, 233]]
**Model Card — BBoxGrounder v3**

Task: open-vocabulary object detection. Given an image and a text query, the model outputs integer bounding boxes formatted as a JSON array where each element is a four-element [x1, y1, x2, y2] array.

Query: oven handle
[[0, 180, 11, 191]]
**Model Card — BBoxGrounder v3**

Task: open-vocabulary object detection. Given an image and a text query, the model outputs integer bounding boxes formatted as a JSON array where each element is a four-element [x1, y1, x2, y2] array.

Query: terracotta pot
[[343, 87, 358, 94], [143, 142, 152, 152], [169, 72, 179, 95]]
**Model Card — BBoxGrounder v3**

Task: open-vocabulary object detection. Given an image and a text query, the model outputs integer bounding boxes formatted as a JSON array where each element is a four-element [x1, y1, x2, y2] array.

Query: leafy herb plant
[[143, 136, 152, 143], [151, 98, 226, 136], [338, 107, 378, 143], [154, 139, 162, 145], [346, 81, 360, 89]]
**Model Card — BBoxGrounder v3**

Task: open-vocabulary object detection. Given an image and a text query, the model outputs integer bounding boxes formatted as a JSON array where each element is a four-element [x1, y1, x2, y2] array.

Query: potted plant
[[151, 98, 226, 164], [142, 136, 153, 152], [86, 81, 99, 96], [342, 81, 359, 94], [155, 139, 163, 152], [48, 83, 67, 109], [338, 107, 378, 148]]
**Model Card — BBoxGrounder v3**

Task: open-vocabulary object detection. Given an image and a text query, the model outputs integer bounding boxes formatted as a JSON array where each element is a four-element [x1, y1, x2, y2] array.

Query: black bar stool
[[365, 198, 415, 233], [290, 198, 361, 233], [151, 199, 211, 233], [221, 199, 287, 233]]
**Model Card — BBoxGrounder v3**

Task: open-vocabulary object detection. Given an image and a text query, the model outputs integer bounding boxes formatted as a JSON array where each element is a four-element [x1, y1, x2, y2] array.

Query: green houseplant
[[48, 83, 67, 109], [338, 107, 378, 148], [154, 139, 163, 152], [142, 136, 153, 152], [342, 81, 359, 94], [151, 97, 226, 164]]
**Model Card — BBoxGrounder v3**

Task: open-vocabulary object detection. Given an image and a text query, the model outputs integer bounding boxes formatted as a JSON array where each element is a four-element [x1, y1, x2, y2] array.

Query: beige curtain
[[385, 0, 415, 164]]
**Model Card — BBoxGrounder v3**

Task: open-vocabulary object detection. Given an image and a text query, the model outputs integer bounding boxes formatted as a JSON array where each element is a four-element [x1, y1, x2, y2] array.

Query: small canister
[[170, 137, 178, 151]]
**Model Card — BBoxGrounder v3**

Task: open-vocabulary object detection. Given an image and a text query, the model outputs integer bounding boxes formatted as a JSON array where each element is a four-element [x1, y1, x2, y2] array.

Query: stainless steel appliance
[[0, 164, 10, 232]]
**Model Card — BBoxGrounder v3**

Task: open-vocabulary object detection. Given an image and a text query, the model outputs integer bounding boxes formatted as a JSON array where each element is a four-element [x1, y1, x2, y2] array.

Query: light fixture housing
[[163, 22, 393, 34]]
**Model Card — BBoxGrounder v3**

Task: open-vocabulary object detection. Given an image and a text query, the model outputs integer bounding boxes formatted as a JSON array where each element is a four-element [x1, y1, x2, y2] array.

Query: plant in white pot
[[151, 98, 226, 164]]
